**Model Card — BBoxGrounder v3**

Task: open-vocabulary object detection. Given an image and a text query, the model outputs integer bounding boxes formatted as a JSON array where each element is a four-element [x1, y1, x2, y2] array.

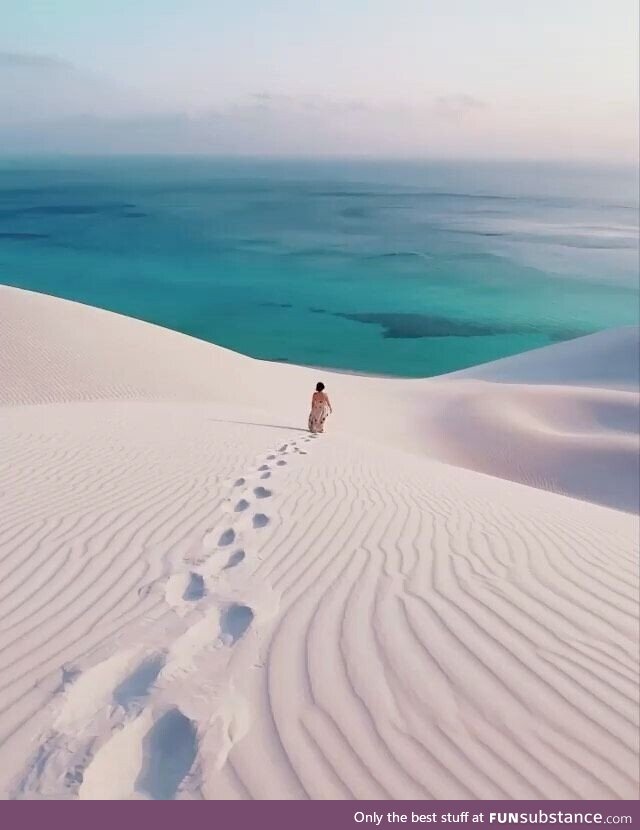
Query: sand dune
[[451, 326, 640, 391], [417, 380, 639, 512], [0, 286, 637, 800]]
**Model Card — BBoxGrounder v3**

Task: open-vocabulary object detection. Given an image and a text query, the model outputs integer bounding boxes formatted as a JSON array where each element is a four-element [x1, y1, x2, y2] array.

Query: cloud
[[0, 51, 71, 69], [0, 51, 160, 125], [0, 65, 633, 161], [247, 92, 372, 113], [238, 90, 487, 123], [434, 94, 488, 118]]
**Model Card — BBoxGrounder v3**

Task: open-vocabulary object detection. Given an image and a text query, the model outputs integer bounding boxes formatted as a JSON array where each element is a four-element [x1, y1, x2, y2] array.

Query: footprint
[[276, 460, 287, 467], [253, 513, 269, 529], [224, 550, 245, 570], [234, 477, 246, 487], [218, 528, 235, 547], [113, 654, 165, 712], [64, 760, 88, 789], [55, 665, 81, 693], [266, 454, 276, 460], [135, 708, 198, 800], [165, 571, 205, 608], [219, 604, 254, 645], [278, 444, 288, 452], [260, 472, 271, 480], [234, 499, 250, 513], [138, 583, 154, 598], [182, 572, 205, 601], [253, 486, 271, 499], [258, 464, 270, 472]]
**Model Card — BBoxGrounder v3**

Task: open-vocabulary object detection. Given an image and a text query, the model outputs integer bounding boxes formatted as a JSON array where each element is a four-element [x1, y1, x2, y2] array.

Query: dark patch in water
[[0, 232, 49, 240], [450, 228, 636, 250], [547, 327, 593, 342], [260, 301, 292, 308], [336, 312, 506, 338], [0, 203, 136, 218], [362, 251, 434, 263], [450, 230, 507, 238], [310, 307, 327, 314], [335, 311, 586, 341], [284, 247, 351, 261], [367, 251, 426, 259], [340, 206, 369, 219], [316, 190, 522, 202], [558, 240, 636, 250], [238, 237, 275, 247], [123, 212, 147, 218], [441, 251, 506, 262]]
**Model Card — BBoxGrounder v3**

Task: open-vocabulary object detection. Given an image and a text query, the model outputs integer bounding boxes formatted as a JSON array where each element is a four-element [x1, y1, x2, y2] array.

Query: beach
[[0, 285, 638, 800]]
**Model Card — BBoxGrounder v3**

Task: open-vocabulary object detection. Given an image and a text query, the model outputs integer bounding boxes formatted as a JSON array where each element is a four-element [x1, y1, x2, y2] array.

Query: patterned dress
[[308, 392, 330, 433]]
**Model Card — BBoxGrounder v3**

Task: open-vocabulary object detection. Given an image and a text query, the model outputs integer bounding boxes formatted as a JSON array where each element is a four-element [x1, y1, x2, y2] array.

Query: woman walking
[[308, 382, 332, 434]]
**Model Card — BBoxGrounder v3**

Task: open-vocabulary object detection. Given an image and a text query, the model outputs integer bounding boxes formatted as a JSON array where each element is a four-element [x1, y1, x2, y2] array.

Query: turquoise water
[[0, 156, 637, 377]]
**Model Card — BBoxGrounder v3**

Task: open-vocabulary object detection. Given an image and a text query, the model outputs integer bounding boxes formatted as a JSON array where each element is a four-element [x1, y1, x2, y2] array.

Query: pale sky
[[0, 0, 637, 159]]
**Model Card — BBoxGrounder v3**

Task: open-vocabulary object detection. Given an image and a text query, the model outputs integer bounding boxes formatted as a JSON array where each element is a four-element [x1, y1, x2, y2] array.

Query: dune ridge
[[0, 286, 637, 800]]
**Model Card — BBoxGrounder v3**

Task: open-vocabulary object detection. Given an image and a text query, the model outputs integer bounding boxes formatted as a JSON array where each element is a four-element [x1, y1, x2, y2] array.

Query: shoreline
[[3, 282, 631, 384]]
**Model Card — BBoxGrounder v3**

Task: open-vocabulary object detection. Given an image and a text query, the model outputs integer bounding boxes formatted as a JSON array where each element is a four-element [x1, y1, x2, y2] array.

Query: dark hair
[[315, 382, 325, 392]]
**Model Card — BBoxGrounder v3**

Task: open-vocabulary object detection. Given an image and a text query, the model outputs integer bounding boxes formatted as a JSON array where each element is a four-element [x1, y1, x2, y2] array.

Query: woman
[[308, 382, 332, 434]]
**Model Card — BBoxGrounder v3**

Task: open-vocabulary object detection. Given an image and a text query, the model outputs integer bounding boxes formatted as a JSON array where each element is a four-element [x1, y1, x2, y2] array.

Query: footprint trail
[[14, 432, 316, 799]]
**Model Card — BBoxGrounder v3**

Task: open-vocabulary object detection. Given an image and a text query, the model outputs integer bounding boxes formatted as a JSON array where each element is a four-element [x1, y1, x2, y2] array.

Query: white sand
[[0, 285, 637, 800]]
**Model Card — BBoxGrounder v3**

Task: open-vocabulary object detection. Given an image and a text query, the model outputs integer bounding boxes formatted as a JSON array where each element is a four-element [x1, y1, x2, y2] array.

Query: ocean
[[0, 156, 637, 377]]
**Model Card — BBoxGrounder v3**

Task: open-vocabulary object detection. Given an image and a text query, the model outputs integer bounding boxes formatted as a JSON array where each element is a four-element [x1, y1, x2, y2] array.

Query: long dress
[[308, 393, 330, 433]]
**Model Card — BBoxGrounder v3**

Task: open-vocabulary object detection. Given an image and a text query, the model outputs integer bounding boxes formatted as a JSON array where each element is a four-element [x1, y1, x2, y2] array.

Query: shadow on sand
[[208, 418, 309, 432]]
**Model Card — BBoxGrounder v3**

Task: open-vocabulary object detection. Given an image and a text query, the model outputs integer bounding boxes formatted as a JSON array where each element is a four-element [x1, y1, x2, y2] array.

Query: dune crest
[[0, 286, 637, 800]]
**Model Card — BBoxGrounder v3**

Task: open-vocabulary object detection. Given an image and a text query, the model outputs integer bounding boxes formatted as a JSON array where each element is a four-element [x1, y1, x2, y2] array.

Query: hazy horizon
[[1, 153, 638, 172], [1, 1, 638, 161]]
